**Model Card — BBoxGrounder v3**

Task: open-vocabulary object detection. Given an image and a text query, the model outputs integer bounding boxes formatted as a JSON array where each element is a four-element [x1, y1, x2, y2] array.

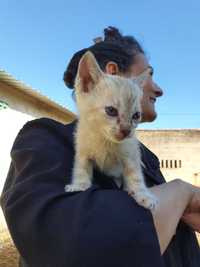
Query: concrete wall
[[137, 130, 200, 186]]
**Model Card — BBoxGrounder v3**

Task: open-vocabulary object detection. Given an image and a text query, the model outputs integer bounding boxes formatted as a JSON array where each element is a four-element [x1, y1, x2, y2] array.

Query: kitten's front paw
[[65, 182, 91, 192], [129, 189, 158, 210]]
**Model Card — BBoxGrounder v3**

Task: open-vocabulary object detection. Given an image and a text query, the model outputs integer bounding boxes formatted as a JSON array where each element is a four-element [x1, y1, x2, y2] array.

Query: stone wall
[[137, 129, 200, 186]]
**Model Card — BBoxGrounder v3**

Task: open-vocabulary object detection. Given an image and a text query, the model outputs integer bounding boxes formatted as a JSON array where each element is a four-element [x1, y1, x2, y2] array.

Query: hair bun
[[104, 26, 123, 42]]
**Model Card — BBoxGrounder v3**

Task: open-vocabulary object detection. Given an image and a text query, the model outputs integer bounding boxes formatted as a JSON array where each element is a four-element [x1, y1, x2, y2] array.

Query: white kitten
[[65, 51, 158, 210]]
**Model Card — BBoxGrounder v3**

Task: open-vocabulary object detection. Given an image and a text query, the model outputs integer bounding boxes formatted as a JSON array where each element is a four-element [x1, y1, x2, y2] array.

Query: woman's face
[[127, 53, 163, 122]]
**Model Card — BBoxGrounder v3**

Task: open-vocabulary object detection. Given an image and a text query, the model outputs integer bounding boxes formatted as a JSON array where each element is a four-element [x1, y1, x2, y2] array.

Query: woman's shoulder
[[16, 117, 76, 148], [20, 117, 76, 136]]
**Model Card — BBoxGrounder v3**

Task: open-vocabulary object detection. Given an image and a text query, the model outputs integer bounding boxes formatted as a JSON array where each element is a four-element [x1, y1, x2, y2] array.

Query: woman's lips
[[150, 97, 156, 103]]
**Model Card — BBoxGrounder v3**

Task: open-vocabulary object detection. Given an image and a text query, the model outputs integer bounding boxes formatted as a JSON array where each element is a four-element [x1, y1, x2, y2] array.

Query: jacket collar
[[140, 143, 165, 184]]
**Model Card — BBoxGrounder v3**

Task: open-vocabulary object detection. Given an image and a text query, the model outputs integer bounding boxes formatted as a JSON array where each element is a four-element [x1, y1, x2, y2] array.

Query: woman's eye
[[149, 67, 154, 76], [132, 112, 141, 121], [105, 106, 118, 117]]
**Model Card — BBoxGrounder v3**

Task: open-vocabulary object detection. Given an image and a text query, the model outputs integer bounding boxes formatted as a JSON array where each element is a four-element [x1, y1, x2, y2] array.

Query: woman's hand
[[150, 179, 195, 254], [181, 185, 200, 232]]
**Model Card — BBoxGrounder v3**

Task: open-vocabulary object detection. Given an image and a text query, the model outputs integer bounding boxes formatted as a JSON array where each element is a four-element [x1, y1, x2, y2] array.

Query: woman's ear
[[105, 62, 120, 75]]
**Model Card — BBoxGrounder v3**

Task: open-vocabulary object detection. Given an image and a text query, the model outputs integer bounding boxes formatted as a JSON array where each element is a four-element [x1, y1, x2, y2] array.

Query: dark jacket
[[0, 118, 199, 267]]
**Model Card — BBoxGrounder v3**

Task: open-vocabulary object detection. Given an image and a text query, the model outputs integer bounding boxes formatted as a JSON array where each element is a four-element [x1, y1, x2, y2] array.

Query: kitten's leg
[[123, 160, 158, 210], [65, 156, 92, 192]]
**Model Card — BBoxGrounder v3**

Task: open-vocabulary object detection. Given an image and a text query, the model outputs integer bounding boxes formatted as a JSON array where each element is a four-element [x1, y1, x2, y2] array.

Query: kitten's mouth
[[104, 133, 127, 143], [115, 131, 132, 141], [103, 129, 132, 143], [115, 136, 126, 142]]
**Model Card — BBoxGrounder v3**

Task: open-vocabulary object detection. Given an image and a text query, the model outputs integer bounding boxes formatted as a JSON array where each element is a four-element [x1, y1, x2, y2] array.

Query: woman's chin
[[141, 111, 157, 123]]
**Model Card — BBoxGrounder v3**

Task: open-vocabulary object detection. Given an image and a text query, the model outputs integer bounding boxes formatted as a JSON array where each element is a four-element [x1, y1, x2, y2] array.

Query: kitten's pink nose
[[120, 128, 131, 138]]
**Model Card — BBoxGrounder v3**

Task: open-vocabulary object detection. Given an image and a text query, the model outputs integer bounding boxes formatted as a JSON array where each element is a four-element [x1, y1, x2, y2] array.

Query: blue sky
[[1, 0, 200, 129]]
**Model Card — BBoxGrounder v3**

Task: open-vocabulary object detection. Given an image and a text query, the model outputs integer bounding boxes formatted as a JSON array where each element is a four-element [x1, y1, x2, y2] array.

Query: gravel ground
[[0, 228, 19, 267]]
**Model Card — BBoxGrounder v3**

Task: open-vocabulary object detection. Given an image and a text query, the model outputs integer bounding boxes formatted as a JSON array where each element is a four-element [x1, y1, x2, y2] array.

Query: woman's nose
[[154, 83, 163, 97]]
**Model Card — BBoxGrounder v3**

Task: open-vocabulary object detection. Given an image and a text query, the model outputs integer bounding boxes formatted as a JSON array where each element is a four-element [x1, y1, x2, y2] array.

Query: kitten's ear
[[76, 51, 103, 93]]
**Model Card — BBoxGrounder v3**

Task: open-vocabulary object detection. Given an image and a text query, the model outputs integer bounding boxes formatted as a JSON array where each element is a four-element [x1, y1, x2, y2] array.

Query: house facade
[[137, 130, 200, 186]]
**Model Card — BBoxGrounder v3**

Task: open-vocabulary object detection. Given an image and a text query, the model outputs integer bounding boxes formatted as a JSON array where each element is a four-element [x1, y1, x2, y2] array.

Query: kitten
[[65, 51, 158, 210]]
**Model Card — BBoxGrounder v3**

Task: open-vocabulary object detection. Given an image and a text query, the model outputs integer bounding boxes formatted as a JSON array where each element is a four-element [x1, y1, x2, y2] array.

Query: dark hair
[[64, 26, 144, 89]]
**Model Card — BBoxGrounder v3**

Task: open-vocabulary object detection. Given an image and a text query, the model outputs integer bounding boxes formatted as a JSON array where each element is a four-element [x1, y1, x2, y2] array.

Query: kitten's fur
[[65, 51, 158, 210]]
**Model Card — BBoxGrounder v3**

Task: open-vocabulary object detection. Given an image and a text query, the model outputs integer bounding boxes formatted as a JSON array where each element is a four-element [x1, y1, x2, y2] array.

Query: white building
[[0, 69, 76, 230]]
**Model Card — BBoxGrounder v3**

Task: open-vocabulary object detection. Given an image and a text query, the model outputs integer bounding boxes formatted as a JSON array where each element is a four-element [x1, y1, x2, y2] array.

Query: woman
[[1, 26, 200, 267]]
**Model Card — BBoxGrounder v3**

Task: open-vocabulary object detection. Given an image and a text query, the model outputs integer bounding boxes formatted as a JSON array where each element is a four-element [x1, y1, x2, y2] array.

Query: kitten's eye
[[132, 112, 141, 121], [105, 106, 118, 117]]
